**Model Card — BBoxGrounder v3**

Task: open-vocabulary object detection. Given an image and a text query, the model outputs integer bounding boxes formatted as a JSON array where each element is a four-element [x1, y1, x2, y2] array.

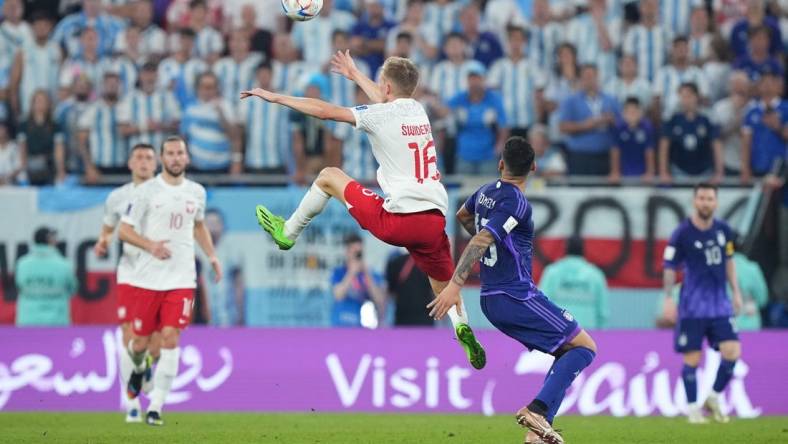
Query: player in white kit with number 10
[[241, 51, 486, 369]]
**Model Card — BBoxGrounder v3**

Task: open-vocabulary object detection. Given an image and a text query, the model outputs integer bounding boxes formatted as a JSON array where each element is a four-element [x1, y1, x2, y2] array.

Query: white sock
[[127, 340, 147, 373], [119, 348, 136, 408], [148, 347, 180, 414], [447, 301, 469, 327], [283, 183, 330, 241]]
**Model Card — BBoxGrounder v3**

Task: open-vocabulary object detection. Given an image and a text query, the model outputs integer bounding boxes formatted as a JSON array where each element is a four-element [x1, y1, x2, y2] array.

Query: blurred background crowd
[[2, 0, 787, 331]]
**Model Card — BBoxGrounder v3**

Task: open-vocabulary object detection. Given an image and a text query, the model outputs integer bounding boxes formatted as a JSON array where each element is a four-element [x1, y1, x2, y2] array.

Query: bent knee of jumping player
[[563, 329, 597, 355], [314, 167, 352, 200], [159, 327, 181, 349]]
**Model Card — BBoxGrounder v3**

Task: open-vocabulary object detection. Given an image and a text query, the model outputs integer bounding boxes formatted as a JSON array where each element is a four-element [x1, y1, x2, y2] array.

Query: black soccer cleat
[[127, 371, 144, 400], [146, 411, 164, 426]]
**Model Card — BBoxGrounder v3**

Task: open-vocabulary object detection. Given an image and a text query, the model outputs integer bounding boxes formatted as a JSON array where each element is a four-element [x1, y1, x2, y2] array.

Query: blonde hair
[[381, 57, 419, 97]]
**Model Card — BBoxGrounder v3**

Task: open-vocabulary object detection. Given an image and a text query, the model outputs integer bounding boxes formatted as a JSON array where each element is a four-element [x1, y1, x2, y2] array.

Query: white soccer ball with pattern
[[281, 0, 323, 21]]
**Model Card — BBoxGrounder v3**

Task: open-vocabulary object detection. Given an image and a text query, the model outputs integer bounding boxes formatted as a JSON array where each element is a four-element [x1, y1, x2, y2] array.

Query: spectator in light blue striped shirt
[[487, 25, 547, 138], [661, 0, 703, 39], [604, 55, 653, 109], [623, 0, 668, 82], [327, 30, 370, 143], [688, 5, 713, 64], [239, 62, 289, 174], [180, 72, 241, 173], [291, 0, 356, 67], [566, 0, 622, 85], [11, 12, 62, 118], [338, 86, 377, 182], [271, 33, 309, 95], [114, 0, 167, 63], [55, 75, 93, 175], [188, 0, 224, 65], [213, 29, 263, 102], [526, 0, 565, 75], [158, 29, 208, 108], [78, 72, 125, 181], [52, 0, 125, 58], [58, 27, 105, 99], [652, 37, 709, 120], [118, 62, 181, 153]]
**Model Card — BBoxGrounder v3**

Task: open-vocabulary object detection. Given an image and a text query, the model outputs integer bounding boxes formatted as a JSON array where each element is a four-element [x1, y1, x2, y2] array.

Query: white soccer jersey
[[121, 175, 206, 291], [349, 99, 449, 215], [103, 182, 145, 285]]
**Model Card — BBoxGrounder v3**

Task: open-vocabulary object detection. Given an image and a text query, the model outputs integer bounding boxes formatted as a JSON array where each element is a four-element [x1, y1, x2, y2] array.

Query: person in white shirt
[[291, 0, 355, 67], [384, 0, 438, 67], [0, 121, 22, 184], [243, 52, 486, 370], [604, 55, 653, 109], [9, 12, 62, 118], [119, 136, 222, 427], [92, 142, 159, 423], [188, 0, 224, 64]]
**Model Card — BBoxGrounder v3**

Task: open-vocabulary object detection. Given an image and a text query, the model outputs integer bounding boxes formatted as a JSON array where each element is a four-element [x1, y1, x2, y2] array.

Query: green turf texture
[[1, 413, 786, 443]]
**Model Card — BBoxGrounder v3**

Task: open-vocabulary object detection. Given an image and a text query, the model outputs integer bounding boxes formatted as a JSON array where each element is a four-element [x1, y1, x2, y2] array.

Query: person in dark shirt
[[609, 97, 656, 183], [386, 252, 434, 327], [291, 74, 335, 184], [350, 0, 395, 78], [733, 25, 784, 82], [458, 3, 503, 67], [17, 90, 66, 185], [659, 82, 723, 184]]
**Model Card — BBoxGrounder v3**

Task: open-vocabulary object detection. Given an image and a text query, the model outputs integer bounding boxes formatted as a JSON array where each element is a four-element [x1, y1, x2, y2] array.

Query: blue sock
[[532, 347, 595, 418], [682, 364, 698, 404], [712, 359, 736, 393], [542, 361, 560, 424]]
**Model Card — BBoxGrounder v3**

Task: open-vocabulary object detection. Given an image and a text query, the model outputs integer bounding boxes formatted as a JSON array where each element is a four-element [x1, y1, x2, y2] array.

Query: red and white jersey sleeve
[[349, 98, 449, 215], [121, 175, 206, 291], [104, 181, 146, 285]]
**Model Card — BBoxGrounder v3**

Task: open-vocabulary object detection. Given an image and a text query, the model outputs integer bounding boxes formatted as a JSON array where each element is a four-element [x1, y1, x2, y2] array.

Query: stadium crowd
[[0, 0, 785, 186]]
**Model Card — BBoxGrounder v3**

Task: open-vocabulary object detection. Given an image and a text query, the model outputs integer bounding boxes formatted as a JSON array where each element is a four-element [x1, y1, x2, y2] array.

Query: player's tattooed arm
[[456, 206, 477, 236], [451, 230, 495, 287]]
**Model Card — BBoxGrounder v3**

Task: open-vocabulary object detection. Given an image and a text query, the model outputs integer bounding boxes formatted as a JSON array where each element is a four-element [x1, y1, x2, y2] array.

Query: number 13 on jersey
[[475, 214, 498, 266]]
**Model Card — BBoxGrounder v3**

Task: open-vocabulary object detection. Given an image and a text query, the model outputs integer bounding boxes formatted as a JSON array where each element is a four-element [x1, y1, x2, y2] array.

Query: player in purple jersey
[[429, 136, 597, 444], [662, 182, 744, 424]]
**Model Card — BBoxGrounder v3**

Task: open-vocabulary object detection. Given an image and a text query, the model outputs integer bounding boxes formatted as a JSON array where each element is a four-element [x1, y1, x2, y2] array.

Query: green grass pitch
[[1, 413, 786, 443]]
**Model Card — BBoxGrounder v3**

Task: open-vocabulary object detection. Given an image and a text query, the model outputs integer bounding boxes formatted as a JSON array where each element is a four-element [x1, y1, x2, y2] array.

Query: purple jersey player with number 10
[[428, 136, 597, 444], [662, 183, 744, 425]]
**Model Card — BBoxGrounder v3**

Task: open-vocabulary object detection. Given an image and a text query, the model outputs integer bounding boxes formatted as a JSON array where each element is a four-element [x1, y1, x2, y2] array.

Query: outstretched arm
[[240, 88, 356, 124], [427, 229, 495, 320], [330, 50, 384, 104]]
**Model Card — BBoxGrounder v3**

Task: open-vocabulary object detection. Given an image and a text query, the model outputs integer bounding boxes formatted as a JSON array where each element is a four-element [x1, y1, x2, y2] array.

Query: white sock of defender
[[283, 183, 330, 241], [119, 347, 140, 410], [148, 347, 180, 414], [447, 301, 469, 327]]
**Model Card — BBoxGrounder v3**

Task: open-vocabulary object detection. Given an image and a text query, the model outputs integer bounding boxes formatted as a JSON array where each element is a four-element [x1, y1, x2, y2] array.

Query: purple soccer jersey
[[464, 180, 543, 300], [663, 218, 735, 319]]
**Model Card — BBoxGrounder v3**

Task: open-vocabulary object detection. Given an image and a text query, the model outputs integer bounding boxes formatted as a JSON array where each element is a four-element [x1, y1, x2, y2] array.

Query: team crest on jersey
[[562, 310, 574, 322], [134, 318, 142, 331], [694, 241, 703, 249], [678, 333, 688, 347], [186, 201, 195, 214], [717, 231, 726, 246], [354, 105, 368, 111]]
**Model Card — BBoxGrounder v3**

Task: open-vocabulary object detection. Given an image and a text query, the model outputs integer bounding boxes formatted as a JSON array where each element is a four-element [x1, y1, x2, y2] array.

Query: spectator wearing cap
[[434, 62, 509, 175], [351, 0, 396, 78], [180, 71, 241, 173], [78, 72, 126, 182], [711, 71, 751, 177], [529, 124, 566, 178], [566, 0, 621, 84], [0, 120, 23, 185], [623, 0, 668, 82], [526, 0, 565, 75], [118, 62, 181, 153], [729, 0, 783, 59], [291, 0, 355, 67], [658, 82, 723, 183], [331, 233, 385, 328], [15, 228, 77, 327], [604, 55, 653, 110], [55, 75, 93, 176], [487, 25, 547, 139], [9, 12, 62, 119], [18, 89, 66, 185], [539, 236, 609, 330], [213, 29, 263, 102], [558, 64, 620, 176], [238, 62, 289, 174], [734, 25, 785, 82], [291, 73, 336, 183], [652, 36, 710, 121], [158, 29, 208, 108], [609, 97, 655, 184], [52, 0, 125, 58], [741, 70, 788, 182], [458, 3, 503, 68], [384, 0, 438, 67]]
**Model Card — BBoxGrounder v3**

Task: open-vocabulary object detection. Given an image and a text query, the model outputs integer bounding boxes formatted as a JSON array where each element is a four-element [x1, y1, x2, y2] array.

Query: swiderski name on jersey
[[401, 124, 432, 136]]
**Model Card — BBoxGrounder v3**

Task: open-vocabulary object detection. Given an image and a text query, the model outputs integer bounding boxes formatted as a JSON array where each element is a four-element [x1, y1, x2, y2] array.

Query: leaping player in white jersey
[[118, 136, 223, 426], [241, 51, 486, 369], [92, 143, 161, 423]]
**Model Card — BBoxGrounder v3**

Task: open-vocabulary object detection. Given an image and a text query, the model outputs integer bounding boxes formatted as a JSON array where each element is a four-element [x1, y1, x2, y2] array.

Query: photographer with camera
[[330, 233, 386, 327]]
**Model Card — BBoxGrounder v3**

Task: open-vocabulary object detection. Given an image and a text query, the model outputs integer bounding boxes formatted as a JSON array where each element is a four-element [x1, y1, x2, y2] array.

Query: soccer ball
[[281, 0, 323, 21]]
